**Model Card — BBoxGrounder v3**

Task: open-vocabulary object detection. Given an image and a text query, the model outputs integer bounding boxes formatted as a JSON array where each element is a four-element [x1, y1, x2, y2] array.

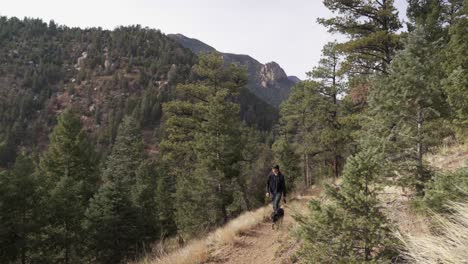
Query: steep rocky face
[[168, 34, 297, 107], [259, 62, 288, 88]]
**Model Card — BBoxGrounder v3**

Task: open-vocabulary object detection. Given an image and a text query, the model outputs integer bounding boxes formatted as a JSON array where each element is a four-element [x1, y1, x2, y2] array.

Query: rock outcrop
[[168, 34, 298, 107]]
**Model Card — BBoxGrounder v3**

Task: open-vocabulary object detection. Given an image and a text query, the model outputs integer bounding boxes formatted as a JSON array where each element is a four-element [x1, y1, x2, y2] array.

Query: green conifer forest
[[0, 1, 466, 263]]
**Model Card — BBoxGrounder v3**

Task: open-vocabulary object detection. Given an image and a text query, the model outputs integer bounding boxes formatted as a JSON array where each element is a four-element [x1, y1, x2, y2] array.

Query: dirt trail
[[205, 195, 316, 264]]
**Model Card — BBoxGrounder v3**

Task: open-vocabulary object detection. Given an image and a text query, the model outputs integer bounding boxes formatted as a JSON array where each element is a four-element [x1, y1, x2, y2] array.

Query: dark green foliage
[[239, 128, 276, 208], [277, 81, 321, 186], [407, 0, 463, 39], [295, 150, 397, 263], [368, 27, 449, 193], [276, 43, 353, 186], [38, 109, 98, 263], [161, 53, 252, 235], [0, 153, 42, 264], [84, 180, 141, 263], [40, 109, 98, 200], [416, 168, 468, 212], [132, 160, 173, 242], [318, 0, 402, 74], [84, 116, 144, 263], [154, 166, 177, 236], [238, 87, 279, 131], [443, 2, 468, 138]]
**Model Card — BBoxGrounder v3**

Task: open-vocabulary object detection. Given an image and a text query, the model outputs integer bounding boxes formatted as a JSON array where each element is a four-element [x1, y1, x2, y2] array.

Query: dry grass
[[387, 144, 468, 263], [143, 206, 270, 264], [426, 144, 468, 171], [380, 185, 431, 236], [140, 186, 323, 264], [396, 202, 468, 264]]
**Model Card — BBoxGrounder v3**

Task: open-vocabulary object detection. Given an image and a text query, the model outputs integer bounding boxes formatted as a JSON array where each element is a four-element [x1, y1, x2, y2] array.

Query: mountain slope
[[168, 34, 298, 107], [0, 17, 279, 167]]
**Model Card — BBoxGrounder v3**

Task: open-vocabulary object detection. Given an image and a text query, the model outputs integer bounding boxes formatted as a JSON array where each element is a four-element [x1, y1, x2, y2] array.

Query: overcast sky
[[1, 0, 408, 79]]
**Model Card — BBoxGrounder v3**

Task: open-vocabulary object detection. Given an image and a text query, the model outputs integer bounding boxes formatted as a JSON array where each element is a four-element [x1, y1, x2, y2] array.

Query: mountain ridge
[[168, 33, 299, 107]]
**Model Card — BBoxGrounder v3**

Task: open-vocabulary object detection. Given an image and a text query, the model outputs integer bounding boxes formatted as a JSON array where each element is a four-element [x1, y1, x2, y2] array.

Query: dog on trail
[[271, 207, 284, 230]]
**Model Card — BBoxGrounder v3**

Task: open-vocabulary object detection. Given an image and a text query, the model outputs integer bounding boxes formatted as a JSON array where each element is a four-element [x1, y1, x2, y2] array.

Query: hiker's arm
[[282, 176, 287, 197], [266, 175, 270, 196], [282, 176, 287, 202]]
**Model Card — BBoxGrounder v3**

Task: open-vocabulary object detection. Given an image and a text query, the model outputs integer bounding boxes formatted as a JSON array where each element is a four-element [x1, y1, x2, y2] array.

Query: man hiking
[[266, 164, 287, 215]]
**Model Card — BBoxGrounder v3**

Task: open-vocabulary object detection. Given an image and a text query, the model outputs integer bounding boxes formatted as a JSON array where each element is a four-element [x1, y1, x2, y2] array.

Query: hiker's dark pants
[[272, 193, 282, 213]]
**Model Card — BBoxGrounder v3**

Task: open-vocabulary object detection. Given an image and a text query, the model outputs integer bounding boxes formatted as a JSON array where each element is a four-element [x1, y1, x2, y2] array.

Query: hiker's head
[[272, 164, 280, 175]]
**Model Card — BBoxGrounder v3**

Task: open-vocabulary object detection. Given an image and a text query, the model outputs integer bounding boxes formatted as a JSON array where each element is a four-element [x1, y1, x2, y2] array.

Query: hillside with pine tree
[[0, 0, 467, 263]]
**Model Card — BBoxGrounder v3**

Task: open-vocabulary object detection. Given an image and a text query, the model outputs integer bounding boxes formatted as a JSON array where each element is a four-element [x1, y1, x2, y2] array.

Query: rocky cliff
[[168, 34, 299, 107]]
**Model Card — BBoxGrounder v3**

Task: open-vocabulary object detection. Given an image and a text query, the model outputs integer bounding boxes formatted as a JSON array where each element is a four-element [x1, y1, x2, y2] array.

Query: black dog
[[271, 208, 284, 230]]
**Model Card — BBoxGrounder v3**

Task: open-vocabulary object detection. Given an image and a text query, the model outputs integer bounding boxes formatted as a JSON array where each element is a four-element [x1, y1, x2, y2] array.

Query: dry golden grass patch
[[380, 185, 431, 236], [384, 144, 468, 263], [142, 186, 323, 264], [426, 144, 467, 171], [144, 206, 270, 264], [396, 202, 468, 264], [139, 238, 209, 264]]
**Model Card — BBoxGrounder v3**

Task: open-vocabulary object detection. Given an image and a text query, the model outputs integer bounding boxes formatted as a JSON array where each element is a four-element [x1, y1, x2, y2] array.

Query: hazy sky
[[1, 0, 408, 79]]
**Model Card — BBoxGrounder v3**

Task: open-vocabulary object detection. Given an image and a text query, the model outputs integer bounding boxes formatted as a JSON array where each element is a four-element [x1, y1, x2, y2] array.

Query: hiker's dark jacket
[[266, 172, 286, 197]]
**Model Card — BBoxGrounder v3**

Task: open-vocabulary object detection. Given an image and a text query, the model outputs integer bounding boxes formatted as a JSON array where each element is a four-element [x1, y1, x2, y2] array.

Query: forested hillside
[[0, 17, 279, 168], [1, 0, 467, 263], [0, 17, 281, 263]]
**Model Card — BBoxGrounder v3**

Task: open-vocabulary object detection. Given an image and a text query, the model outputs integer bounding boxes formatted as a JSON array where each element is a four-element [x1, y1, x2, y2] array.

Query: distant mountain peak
[[168, 34, 294, 107], [167, 33, 216, 54], [288, 76, 301, 84]]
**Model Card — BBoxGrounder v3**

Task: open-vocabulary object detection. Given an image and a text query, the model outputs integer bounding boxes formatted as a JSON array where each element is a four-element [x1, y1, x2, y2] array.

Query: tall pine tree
[[368, 27, 448, 193], [443, 1, 468, 138], [161, 53, 248, 235], [0, 152, 43, 264], [277, 43, 352, 185], [38, 109, 98, 264], [307, 42, 350, 177], [318, 0, 402, 74], [84, 116, 145, 263]]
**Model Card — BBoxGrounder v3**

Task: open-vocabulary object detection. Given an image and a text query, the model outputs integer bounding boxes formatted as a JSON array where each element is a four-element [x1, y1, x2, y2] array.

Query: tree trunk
[[65, 220, 69, 264], [306, 154, 312, 187], [416, 108, 424, 193], [303, 154, 308, 186]]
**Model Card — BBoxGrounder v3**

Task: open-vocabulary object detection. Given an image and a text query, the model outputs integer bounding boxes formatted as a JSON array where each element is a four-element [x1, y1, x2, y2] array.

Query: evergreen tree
[[407, 0, 463, 38], [318, 0, 402, 74], [131, 160, 161, 243], [161, 53, 248, 235], [38, 109, 98, 263], [278, 81, 321, 186], [277, 43, 352, 185], [443, 1, 468, 138], [307, 42, 350, 177], [368, 27, 448, 193], [155, 166, 177, 236], [84, 116, 144, 263], [0, 152, 42, 264], [295, 150, 396, 263], [239, 128, 275, 208]]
